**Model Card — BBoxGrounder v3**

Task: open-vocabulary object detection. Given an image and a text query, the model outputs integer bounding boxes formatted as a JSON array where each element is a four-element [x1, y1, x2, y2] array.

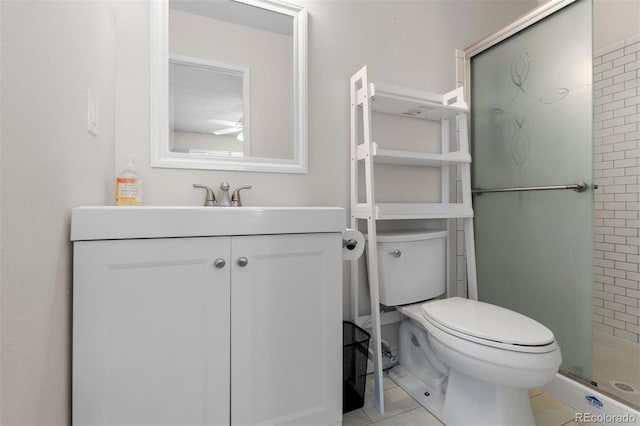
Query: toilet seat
[[420, 297, 557, 354]]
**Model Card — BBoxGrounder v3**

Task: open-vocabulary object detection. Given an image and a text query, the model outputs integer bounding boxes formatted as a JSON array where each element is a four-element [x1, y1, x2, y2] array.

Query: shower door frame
[[463, 0, 578, 81], [462, 0, 640, 419]]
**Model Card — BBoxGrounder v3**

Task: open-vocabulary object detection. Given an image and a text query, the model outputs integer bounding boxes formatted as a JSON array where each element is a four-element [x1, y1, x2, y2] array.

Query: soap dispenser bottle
[[116, 153, 143, 206]]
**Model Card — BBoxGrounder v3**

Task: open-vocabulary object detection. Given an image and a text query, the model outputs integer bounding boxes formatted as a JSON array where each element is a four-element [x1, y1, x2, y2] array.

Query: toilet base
[[389, 365, 536, 426], [388, 365, 445, 418], [442, 370, 535, 426]]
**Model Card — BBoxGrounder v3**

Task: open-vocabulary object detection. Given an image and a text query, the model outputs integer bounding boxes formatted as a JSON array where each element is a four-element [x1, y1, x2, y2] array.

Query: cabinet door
[[231, 233, 342, 426], [73, 237, 231, 426]]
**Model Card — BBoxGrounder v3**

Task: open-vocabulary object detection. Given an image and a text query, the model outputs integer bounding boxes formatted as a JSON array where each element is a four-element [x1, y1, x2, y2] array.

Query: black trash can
[[342, 321, 371, 413]]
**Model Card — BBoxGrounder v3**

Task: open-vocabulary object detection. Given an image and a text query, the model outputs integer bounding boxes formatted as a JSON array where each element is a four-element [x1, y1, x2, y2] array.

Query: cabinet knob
[[237, 257, 249, 267], [390, 249, 402, 258], [214, 258, 226, 268]]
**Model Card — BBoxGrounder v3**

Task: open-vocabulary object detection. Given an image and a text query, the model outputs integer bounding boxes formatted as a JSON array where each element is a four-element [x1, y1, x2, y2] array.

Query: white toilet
[[367, 230, 562, 426]]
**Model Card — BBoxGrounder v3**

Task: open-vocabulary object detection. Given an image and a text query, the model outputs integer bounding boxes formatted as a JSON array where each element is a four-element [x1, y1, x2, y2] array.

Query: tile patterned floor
[[342, 373, 602, 426]]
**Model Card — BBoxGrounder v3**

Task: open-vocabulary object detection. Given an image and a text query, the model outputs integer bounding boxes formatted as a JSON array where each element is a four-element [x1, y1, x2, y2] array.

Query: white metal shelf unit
[[349, 65, 478, 414]]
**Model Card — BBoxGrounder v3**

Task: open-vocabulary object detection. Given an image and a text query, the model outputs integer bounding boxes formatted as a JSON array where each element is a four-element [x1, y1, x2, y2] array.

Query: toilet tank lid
[[422, 297, 555, 346], [364, 230, 448, 243]]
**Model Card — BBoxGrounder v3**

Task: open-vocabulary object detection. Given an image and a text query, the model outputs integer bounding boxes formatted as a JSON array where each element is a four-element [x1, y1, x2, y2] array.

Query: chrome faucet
[[193, 182, 252, 207]]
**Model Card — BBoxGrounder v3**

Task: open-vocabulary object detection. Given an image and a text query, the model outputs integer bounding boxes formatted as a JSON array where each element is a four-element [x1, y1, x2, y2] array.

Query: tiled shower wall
[[593, 35, 640, 343]]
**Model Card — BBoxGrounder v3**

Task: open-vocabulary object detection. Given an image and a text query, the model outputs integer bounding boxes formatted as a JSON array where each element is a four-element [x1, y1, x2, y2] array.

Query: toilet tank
[[365, 230, 447, 306]]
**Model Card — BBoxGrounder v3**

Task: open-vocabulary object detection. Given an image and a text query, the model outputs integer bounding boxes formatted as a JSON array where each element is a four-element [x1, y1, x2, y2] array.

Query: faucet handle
[[231, 185, 252, 207], [193, 184, 216, 206]]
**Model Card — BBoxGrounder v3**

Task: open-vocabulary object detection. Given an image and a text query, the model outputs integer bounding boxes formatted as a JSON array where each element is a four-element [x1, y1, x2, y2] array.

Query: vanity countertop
[[70, 206, 345, 241]]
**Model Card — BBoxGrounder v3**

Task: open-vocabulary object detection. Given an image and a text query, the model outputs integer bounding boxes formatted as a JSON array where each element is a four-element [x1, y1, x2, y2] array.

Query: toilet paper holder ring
[[342, 239, 359, 251], [341, 229, 365, 261]]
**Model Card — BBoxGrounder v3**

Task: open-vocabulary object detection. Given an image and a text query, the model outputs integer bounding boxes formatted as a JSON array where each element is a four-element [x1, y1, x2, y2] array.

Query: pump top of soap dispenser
[[126, 153, 137, 170], [121, 154, 141, 182]]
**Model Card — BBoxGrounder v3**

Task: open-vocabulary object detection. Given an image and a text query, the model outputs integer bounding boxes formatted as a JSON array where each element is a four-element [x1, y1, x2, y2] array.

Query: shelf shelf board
[[352, 203, 474, 220], [358, 143, 471, 166], [357, 83, 468, 121]]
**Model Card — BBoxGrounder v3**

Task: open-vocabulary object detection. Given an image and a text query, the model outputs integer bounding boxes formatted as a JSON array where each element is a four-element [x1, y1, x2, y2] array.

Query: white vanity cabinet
[[71, 207, 344, 426]]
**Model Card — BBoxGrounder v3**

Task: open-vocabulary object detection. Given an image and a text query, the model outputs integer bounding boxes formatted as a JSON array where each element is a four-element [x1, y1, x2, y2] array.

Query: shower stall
[[465, 0, 640, 413], [591, 31, 640, 408]]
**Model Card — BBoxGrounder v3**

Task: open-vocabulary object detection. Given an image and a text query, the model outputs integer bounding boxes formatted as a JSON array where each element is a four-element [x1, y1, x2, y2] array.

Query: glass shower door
[[470, 0, 593, 381]]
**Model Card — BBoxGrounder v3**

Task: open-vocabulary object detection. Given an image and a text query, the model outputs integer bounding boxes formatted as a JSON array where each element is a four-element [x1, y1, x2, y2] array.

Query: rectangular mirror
[[151, 0, 307, 173]]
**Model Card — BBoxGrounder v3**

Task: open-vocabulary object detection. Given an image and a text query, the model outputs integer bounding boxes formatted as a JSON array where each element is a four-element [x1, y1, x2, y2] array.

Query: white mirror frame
[[150, 0, 308, 173]]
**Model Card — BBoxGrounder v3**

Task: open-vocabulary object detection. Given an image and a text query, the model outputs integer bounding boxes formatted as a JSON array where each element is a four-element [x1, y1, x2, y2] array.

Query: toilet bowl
[[395, 299, 561, 425], [367, 230, 562, 425]]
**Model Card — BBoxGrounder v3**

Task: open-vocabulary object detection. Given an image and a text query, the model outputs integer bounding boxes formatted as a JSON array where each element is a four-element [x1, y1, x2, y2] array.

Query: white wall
[[594, 0, 640, 50], [0, 1, 536, 424], [0, 1, 116, 424]]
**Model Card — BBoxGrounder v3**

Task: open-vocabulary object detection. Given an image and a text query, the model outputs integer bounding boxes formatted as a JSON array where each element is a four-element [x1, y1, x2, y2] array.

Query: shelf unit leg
[[353, 65, 385, 414], [457, 110, 478, 300], [365, 218, 385, 414], [464, 217, 478, 300], [349, 70, 360, 324], [350, 220, 359, 323]]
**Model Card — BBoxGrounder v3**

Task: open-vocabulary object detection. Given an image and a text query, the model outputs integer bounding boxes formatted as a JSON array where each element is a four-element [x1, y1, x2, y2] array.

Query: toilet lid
[[422, 297, 555, 347]]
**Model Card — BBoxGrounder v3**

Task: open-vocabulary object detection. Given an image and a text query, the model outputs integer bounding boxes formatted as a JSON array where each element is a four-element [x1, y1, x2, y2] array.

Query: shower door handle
[[472, 181, 589, 195]]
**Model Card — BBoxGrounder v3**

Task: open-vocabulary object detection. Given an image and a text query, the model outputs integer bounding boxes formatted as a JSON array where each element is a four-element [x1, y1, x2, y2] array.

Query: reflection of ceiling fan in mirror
[[208, 118, 244, 142]]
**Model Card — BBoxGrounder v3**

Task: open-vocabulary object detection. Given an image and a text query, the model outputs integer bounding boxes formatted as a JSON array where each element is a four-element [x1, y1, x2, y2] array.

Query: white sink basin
[[70, 206, 345, 241]]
